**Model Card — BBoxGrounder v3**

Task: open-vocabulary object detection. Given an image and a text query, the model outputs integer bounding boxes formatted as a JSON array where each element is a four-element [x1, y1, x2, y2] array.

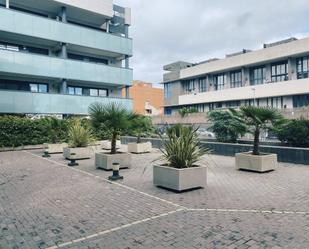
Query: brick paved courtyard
[[0, 147, 309, 249]]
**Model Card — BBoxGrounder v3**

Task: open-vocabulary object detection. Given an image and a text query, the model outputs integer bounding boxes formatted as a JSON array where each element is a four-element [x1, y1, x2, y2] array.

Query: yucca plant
[[89, 102, 133, 154], [157, 125, 209, 168], [68, 119, 94, 148], [231, 106, 283, 155]]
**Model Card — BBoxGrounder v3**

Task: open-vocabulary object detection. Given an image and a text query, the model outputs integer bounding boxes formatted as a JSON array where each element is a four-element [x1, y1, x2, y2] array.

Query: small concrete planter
[[44, 143, 68, 154], [127, 142, 152, 154], [235, 152, 278, 172], [63, 147, 92, 160], [101, 140, 121, 150], [153, 165, 207, 192], [95, 152, 131, 170]]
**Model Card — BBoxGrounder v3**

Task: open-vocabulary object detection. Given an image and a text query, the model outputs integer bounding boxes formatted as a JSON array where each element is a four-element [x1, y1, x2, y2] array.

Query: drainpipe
[[125, 55, 129, 69], [60, 43, 67, 59]]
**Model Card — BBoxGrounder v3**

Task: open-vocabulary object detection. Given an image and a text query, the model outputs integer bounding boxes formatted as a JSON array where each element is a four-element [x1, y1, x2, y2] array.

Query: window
[[230, 71, 242, 88], [68, 86, 108, 97], [89, 88, 108, 97], [271, 62, 288, 82], [67, 86, 82, 95], [250, 66, 266, 85], [297, 56, 309, 79], [146, 109, 152, 114], [29, 83, 48, 93], [293, 94, 309, 108], [214, 74, 225, 90], [182, 79, 196, 94], [164, 107, 172, 115], [198, 77, 207, 92], [164, 83, 172, 99]]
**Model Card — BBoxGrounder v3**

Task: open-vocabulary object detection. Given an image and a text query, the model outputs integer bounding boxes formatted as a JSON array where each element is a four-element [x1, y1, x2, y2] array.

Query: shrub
[[67, 119, 94, 148], [208, 110, 247, 143], [128, 114, 154, 143], [178, 107, 198, 118], [275, 119, 309, 147], [156, 125, 209, 168]]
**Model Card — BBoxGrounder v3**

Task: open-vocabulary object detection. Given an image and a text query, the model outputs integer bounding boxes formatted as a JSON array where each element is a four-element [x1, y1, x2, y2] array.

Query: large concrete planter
[[235, 152, 278, 172], [95, 152, 131, 170], [153, 165, 207, 192], [127, 142, 152, 154], [101, 140, 121, 150], [63, 147, 92, 160], [44, 143, 68, 154]]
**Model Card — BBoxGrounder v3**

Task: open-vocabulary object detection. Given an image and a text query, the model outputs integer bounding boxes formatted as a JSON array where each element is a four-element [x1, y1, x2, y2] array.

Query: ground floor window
[[293, 94, 309, 108], [0, 79, 48, 93]]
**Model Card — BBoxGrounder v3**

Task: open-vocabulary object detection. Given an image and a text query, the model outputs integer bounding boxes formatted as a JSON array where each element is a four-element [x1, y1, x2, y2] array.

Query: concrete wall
[[121, 136, 309, 165]]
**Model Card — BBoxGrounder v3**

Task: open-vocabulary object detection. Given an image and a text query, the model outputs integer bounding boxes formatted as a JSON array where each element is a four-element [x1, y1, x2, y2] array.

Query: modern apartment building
[[0, 0, 132, 116], [122, 80, 164, 116], [163, 37, 309, 115]]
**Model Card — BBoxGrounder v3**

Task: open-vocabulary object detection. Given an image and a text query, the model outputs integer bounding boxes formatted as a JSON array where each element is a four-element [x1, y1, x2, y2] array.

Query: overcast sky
[[115, 0, 309, 85]]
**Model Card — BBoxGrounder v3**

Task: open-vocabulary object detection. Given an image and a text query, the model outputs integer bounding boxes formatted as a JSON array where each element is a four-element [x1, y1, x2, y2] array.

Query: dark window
[[214, 74, 225, 90], [230, 70, 242, 88], [164, 107, 172, 115], [198, 77, 207, 92], [293, 94, 309, 108], [68, 53, 108, 65], [271, 61, 288, 82], [250, 66, 266, 85], [297, 56, 309, 79], [68, 86, 108, 97], [182, 79, 196, 94], [164, 83, 172, 99]]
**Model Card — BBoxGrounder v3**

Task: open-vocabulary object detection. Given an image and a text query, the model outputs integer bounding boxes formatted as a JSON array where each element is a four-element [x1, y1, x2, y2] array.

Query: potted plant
[[43, 117, 68, 154], [63, 119, 94, 160], [153, 125, 209, 192], [127, 114, 153, 154], [89, 102, 132, 170], [232, 106, 283, 172]]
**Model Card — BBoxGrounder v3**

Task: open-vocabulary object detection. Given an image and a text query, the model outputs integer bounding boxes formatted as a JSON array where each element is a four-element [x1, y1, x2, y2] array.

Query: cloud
[[115, 0, 309, 84]]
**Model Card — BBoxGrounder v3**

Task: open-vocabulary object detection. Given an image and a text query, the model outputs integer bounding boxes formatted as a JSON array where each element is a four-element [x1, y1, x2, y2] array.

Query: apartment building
[[0, 0, 132, 116], [122, 80, 163, 116], [163, 37, 309, 115]]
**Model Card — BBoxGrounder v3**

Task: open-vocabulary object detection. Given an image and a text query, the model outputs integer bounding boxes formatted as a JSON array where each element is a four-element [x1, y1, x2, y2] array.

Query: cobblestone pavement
[[0, 148, 308, 249]]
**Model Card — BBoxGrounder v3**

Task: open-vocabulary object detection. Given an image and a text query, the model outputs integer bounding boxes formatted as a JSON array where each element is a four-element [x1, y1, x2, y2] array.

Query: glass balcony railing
[[0, 90, 132, 115]]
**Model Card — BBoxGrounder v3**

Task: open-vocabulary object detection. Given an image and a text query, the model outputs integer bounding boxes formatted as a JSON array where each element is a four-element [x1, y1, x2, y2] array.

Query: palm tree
[[233, 106, 283, 155], [89, 102, 132, 154]]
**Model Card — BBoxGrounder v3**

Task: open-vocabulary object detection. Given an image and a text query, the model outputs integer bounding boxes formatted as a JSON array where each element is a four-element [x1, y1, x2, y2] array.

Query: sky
[[115, 0, 309, 85]]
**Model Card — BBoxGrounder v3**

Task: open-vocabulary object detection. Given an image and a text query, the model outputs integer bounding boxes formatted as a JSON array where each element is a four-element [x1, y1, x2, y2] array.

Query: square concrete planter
[[44, 143, 68, 154], [153, 165, 207, 192], [235, 152, 278, 172], [127, 142, 152, 154], [63, 147, 92, 160], [101, 140, 121, 150], [95, 152, 131, 170]]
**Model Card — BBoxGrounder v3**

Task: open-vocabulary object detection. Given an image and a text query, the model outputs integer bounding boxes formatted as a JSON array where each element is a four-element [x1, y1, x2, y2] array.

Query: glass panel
[[98, 89, 107, 97], [90, 89, 98, 96], [29, 84, 38, 92], [75, 87, 82, 95], [38, 84, 47, 93], [68, 87, 75, 95]]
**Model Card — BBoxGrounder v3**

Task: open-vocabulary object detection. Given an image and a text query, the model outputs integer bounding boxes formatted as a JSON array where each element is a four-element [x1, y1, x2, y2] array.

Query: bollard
[[42, 151, 50, 158], [68, 158, 78, 166], [108, 162, 123, 181]]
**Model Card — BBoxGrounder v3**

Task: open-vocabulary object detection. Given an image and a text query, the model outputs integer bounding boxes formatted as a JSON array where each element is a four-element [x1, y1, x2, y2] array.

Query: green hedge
[[275, 119, 309, 147]]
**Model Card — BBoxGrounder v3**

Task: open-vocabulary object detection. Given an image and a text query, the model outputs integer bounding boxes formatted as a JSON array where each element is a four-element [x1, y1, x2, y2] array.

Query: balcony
[[0, 7, 132, 57], [0, 90, 132, 115], [0, 49, 133, 86], [178, 78, 309, 105]]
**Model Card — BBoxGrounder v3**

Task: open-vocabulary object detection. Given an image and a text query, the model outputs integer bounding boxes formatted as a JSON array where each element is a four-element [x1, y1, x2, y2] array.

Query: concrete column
[[125, 56, 129, 69], [125, 86, 130, 98], [288, 57, 297, 80], [124, 25, 129, 38], [60, 43, 67, 59], [242, 67, 250, 86], [61, 6, 67, 23], [61, 79, 67, 94], [6, 0, 9, 8], [106, 20, 110, 33], [265, 63, 272, 83], [225, 72, 231, 89]]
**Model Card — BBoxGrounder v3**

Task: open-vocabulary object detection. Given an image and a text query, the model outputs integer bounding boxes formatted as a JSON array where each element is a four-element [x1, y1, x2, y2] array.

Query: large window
[[68, 86, 108, 97], [230, 71, 242, 88], [29, 83, 48, 93], [182, 79, 196, 94], [271, 61, 288, 82], [297, 56, 309, 79], [293, 94, 309, 108], [214, 74, 225, 90], [68, 86, 82, 95], [250, 66, 266, 85], [198, 77, 207, 92], [164, 83, 172, 99]]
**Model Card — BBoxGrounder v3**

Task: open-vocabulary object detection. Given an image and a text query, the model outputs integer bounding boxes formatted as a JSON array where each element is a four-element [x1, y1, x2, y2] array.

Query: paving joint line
[[45, 208, 185, 249], [187, 208, 309, 215], [23, 151, 186, 209]]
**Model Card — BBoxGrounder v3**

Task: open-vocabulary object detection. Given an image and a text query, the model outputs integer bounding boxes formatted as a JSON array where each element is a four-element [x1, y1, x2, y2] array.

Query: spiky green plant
[[157, 125, 209, 168], [68, 119, 94, 148], [89, 102, 133, 154], [231, 106, 283, 155]]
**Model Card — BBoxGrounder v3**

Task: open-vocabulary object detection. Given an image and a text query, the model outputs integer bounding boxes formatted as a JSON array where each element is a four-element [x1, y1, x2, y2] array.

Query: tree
[[178, 107, 198, 118], [89, 102, 133, 154], [129, 114, 154, 143], [208, 110, 247, 143], [232, 106, 283, 155]]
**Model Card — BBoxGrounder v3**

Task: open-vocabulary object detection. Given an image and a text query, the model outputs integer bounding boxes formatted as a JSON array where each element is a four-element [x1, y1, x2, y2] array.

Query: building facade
[[0, 0, 133, 116], [122, 80, 163, 116], [163, 37, 309, 116]]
